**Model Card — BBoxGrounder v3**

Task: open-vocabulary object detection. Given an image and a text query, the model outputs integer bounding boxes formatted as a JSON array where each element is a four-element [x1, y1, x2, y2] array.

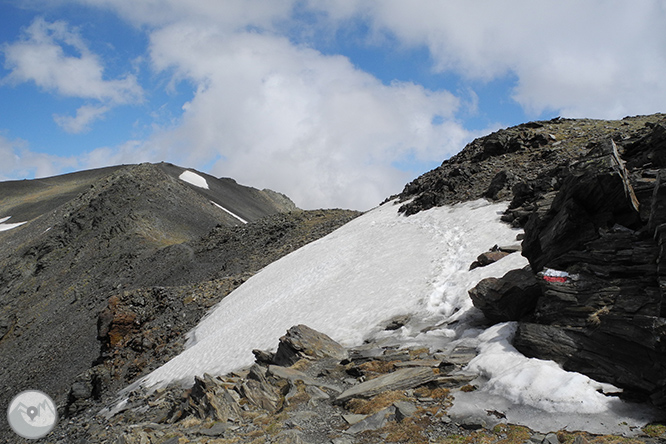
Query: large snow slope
[[141, 199, 658, 434]]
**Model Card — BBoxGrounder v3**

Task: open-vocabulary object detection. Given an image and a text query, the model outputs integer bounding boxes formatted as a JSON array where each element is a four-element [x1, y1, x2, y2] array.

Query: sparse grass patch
[[346, 390, 409, 415], [556, 432, 646, 444], [436, 430, 494, 444], [435, 435, 468, 444], [282, 381, 310, 411], [491, 424, 531, 443], [384, 417, 431, 444], [360, 360, 396, 374], [252, 413, 270, 425], [290, 358, 311, 371], [414, 386, 451, 400], [263, 420, 283, 436], [643, 423, 666, 438], [408, 347, 430, 358], [359, 360, 398, 376], [205, 438, 240, 444], [244, 428, 268, 440], [180, 416, 202, 428], [460, 384, 477, 392]]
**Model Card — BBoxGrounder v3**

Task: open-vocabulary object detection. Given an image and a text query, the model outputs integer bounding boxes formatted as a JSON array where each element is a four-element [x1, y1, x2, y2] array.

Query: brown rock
[[469, 250, 511, 270]]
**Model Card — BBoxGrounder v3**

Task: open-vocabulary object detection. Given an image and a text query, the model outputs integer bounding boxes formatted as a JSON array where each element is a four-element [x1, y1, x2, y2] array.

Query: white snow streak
[[178, 170, 209, 189], [211, 201, 247, 224], [0, 216, 27, 232]]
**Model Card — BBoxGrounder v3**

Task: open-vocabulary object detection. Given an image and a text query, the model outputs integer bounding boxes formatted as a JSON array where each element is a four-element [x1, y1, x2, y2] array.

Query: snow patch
[[449, 324, 657, 434], [178, 170, 209, 189], [133, 198, 660, 434], [142, 199, 525, 387], [0, 216, 27, 232], [211, 201, 247, 224]]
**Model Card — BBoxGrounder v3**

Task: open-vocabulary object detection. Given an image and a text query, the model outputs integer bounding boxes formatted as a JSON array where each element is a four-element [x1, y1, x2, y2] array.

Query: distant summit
[[0, 162, 296, 233]]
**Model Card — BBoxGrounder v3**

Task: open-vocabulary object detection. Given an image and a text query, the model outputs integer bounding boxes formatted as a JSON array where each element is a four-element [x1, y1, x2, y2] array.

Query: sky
[[1, 1, 665, 210]]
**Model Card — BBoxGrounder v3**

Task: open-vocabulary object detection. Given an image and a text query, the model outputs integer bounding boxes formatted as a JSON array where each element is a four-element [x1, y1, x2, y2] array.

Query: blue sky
[[1, 1, 665, 210]]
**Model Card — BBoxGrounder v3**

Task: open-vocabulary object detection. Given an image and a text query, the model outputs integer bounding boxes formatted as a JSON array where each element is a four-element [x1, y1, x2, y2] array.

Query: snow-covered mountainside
[[136, 199, 658, 435]]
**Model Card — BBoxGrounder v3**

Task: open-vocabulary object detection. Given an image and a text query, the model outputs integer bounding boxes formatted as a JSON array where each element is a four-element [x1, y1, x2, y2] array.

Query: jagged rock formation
[[466, 117, 666, 405], [0, 163, 358, 440], [46, 324, 520, 444], [393, 114, 666, 215], [49, 325, 666, 443]]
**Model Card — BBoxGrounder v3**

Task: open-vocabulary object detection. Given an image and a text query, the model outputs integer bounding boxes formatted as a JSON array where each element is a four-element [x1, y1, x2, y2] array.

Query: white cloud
[[141, 25, 468, 209], [310, 0, 666, 119], [69, 0, 297, 28], [53, 104, 110, 133], [16, 0, 665, 208], [2, 17, 143, 131], [0, 133, 77, 180], [2, 17, 143, 102]]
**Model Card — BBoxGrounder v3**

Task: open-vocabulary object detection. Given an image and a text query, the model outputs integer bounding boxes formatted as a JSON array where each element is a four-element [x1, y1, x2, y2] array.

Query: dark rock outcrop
[[469, 120, 666, 406], [516, 134, 666, 405], [468, 267, 541, 323]]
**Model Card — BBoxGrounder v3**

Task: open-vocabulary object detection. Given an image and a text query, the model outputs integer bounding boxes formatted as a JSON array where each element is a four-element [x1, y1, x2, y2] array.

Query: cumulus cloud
[[53, 104, 110, 133], [142, 25, 468, 209], [2, 17, 142, 132], [310, 0, 666, 119], [10, 0, 666, 208], [68, 0, 297, 28]]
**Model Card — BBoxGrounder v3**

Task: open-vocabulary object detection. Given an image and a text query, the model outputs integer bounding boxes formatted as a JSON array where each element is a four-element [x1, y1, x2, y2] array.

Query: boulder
[[468, 267, 541, 323], [469, 250, 511, 270], [273, 324, 348, 366], [335, 367, 437, 403]]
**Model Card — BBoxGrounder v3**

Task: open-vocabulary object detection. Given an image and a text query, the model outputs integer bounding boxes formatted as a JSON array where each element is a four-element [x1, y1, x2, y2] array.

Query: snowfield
[[138, 199, 658, 434]]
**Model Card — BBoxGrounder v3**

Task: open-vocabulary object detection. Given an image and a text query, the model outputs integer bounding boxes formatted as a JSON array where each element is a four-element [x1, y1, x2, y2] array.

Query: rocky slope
[[0, 163, 358, 441], [51, 325, 666, 444], [393, 114, 666, 214], [468, 120, 666, 406]]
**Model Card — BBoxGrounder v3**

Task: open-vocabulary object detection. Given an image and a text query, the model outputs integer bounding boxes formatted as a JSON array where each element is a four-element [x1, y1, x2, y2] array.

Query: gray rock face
[[273, 324, 349, 366], [345, 406, 396, 434], [469, 267, 541, 322], [470, 125, 666, 405], [335, 367, 437, 403]]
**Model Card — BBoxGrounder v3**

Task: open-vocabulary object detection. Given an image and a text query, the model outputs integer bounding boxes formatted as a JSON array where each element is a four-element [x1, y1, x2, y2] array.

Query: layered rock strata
[[470, 120, 666, 406]]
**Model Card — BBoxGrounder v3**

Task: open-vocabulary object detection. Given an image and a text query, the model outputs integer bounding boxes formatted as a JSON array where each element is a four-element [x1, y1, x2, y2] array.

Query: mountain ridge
[[0, 162, 358, 441]]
